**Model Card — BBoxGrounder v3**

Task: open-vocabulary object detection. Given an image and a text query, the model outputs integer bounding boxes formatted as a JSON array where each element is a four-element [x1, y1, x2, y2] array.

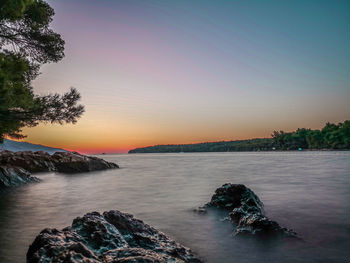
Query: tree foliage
[[0, 0, 64, 63], [272, 121, 350, 150], [0, 0, 84, 142], [129, 138, 274, 153]]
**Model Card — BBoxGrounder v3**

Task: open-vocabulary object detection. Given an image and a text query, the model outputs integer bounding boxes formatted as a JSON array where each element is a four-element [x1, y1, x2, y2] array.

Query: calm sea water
[[0, 152, 350, 263]]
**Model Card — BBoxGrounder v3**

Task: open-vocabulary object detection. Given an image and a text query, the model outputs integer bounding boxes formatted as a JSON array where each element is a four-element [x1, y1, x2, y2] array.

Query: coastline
[[128, 148, 350, 154]]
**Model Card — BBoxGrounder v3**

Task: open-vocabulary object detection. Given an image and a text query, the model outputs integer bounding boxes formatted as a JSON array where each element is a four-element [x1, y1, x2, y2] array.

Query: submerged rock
[[206, 183, 296, 237], [0, 150, 119, 190], [27, 210, 202, 263]]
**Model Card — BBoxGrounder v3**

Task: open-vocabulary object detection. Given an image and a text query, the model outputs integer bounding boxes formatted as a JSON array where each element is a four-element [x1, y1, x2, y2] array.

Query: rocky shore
[[205, 183, 297, 237], [27, 210, 202, 263], [0, 165, 40, 189], [0, 150, 118, 190]]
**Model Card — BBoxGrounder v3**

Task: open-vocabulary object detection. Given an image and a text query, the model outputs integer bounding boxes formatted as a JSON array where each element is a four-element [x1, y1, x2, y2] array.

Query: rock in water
[[0, 150, 119, 174], [27, 210, 202, 263], [208, 183, 264, 213], [0, 150, 119, 190], [206, 183, 297, 237], [51, 152, 118, 173], [0, 165, 40, 189]]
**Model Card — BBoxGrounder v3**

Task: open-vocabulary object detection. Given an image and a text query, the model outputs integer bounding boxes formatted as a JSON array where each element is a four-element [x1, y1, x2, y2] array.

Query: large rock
[[206, 183, 296, 237], [51, 152, 118, 173], [0, 150, 119, 190], [27, 210, 202, 263], [208, 183, 264, 213]]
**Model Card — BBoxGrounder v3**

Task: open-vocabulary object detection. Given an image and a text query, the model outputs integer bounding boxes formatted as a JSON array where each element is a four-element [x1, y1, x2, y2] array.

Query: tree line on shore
[[129, 120, 350, 153]]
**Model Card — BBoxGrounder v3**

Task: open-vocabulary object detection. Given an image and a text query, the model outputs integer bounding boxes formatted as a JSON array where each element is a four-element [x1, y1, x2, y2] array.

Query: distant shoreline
[[129, 121, 350, 154], [128, 149, 350, 154]]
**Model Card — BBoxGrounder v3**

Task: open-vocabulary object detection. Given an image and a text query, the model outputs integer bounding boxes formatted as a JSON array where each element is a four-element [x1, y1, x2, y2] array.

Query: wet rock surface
[[0, 150, 118, 190], [0, 165, 40, 189], [206, 183, 297, 237], [27, 210, 202, 263]]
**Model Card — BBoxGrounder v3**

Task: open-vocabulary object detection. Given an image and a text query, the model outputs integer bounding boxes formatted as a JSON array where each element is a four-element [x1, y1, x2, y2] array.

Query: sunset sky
[[24, 0, 350, 153]]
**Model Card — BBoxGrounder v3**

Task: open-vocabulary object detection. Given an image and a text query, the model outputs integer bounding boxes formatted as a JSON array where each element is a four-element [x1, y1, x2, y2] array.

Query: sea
[[0, 151, 349, 262]]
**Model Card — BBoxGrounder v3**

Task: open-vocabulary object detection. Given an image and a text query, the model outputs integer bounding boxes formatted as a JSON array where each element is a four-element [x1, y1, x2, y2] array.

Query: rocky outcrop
[[27, 210, 202, 263], [51, 152, 118, 173], [0, 150, 119, 173], [206, 183, 297, 237], [0, 165, 40, 189], [0, 150, 119, 190], [0, 150, 56, 173]]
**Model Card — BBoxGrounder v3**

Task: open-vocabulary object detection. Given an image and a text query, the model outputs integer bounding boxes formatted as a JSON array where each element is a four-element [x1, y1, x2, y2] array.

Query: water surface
[[0, 152, 349, 262]]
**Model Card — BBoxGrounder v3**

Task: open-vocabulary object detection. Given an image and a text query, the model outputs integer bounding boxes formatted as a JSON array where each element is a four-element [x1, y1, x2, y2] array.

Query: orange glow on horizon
[[20, 124, 273, 154], [19, 109, 350, 155]]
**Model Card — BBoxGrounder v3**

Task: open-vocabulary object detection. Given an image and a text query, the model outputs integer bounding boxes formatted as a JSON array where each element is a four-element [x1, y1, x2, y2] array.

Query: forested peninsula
[[129, 121, 350, 153]]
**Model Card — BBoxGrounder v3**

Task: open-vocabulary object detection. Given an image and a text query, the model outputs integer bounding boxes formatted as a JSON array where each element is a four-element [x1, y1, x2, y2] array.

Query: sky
[[24, 0, 350, 153]]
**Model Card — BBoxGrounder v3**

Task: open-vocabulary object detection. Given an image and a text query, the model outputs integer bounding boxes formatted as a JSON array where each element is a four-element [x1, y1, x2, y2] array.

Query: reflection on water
[[0, 152, 350, 262]]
